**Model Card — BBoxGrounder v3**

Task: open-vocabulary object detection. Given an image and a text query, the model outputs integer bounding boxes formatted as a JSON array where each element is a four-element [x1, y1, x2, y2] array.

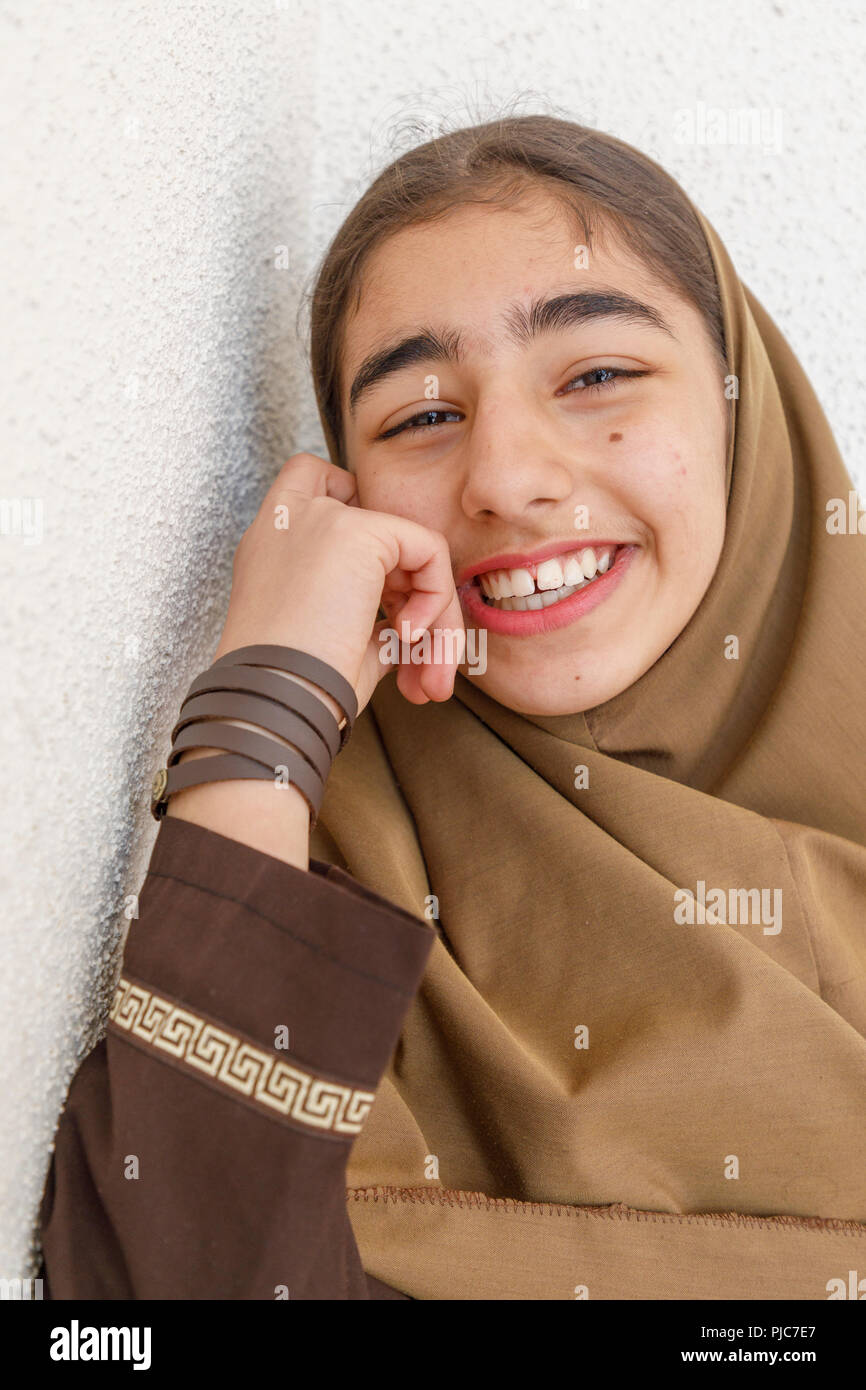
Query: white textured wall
[[1, 0, 863, 1276]]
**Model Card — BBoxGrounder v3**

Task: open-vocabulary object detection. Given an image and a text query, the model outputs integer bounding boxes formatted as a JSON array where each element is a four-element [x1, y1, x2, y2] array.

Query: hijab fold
[[311, 205, 866, 1299]]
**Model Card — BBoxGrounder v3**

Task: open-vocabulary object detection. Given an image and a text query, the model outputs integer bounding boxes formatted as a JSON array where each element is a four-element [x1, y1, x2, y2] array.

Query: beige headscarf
[[310, 206, 866, 1299]]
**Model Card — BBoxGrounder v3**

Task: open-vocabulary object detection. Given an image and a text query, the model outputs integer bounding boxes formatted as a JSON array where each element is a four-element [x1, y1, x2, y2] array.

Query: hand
[[213, 452, 465, 714]]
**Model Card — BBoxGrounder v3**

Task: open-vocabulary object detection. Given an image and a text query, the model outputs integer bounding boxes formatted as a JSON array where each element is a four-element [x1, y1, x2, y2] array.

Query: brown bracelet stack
[[149, 644, 358, 828]]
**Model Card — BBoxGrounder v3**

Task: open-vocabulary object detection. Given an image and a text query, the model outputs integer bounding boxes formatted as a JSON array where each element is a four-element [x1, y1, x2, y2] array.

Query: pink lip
[[456, 537, 625, 588], [458, 544, 637, 636]]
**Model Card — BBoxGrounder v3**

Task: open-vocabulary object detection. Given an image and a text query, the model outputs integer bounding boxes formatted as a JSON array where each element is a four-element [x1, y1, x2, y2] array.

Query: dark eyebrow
[[347, 289, 676, 416]]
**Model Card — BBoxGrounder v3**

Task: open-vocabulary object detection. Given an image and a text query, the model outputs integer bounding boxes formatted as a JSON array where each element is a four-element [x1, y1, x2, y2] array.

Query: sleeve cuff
[[120, 816, 435, 1094]]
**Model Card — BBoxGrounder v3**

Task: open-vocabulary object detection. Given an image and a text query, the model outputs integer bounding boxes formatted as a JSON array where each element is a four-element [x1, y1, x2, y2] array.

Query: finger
[[325, 466, 358, 505], [380, 574, 415, 633], [376, 596, 448, 702], [415, 588, 467, 702], [393, 566, 465, 680], [388, 597, 466, 705], [367, 592, 466, 707], [365, 610, 435, 707], [263, 452, 351, 506], [360, 617, 448, 711], [392, 588, 452, 642], [396, 665, 433, 705], [366, 518, 457, 642], [381, 568, 414, 601], [364, 516, 465, 702], [355, 618, 399, 710], [342, 470, 363, 507]]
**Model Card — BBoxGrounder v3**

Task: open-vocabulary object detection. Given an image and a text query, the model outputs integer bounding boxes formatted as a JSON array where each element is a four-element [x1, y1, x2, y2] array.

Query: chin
[[466, 639, 665, 714], [463, 670, 614, 716]]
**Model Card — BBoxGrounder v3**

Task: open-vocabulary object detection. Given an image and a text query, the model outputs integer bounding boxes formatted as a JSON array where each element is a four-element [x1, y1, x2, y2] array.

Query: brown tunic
[[37, 814, 435, 1299]]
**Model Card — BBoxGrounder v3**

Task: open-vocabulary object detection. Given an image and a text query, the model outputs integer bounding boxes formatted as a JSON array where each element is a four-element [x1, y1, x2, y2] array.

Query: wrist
[[166, 751, 311, 870], [165, 724, 313, 869], [156, 643, 353, 865]]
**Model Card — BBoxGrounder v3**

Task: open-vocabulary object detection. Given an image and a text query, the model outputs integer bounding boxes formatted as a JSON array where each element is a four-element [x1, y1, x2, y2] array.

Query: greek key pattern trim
[[109, 975, 375, 1136]]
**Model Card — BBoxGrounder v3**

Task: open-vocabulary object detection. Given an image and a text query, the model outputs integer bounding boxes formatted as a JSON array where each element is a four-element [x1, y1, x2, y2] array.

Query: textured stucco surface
[[1, 0, 863, 1276]]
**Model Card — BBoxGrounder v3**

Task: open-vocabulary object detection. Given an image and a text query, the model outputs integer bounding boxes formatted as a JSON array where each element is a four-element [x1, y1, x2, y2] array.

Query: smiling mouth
[[472, 544, 619, 611]]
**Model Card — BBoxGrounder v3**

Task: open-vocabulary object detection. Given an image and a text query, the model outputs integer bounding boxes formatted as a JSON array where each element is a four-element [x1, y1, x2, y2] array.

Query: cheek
[[620, 432, 725, 565], [615, 432, 691, 522], [354, 465, 400, 513], [356, 465, 450, 530]]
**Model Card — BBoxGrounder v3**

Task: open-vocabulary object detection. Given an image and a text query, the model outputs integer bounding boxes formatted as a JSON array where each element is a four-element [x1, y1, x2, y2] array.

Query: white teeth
[[504, 583, 581, 612], [510, 568, 535, 598], [475, 545, 619, 611], [536, 558, 564, 591], [562, 554, 583, 586]]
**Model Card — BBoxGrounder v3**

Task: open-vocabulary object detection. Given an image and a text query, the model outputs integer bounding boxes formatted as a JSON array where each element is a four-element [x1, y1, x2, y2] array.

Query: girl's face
[[339, 194, 729, 715]]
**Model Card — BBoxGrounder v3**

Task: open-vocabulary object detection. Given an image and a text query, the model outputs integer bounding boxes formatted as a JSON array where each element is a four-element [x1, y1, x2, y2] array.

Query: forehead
[[339, 199, 681, 398]]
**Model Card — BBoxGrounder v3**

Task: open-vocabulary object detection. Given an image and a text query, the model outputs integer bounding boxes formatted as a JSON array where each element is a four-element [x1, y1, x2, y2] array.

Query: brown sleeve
[[37, 815, 435, 1300]]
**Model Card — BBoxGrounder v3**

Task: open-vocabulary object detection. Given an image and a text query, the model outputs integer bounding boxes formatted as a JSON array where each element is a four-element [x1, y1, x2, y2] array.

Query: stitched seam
[[144, 867, 419, 997], [346, 1187, 866, 1235]]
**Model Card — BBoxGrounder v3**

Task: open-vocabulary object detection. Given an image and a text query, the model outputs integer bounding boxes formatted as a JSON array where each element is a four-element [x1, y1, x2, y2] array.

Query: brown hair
[[304, 111, 729, 470]]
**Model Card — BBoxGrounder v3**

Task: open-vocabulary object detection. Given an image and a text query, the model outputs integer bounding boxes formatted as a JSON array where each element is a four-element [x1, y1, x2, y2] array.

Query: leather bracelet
[[180, 663, 342, 761], [150, 644, 357, 824], [208, 644, 358, 748], [152, 753, 273, 815], [171, 691, 333, 784], [168, 721, 325, 819], [153, 749, 323, 825]]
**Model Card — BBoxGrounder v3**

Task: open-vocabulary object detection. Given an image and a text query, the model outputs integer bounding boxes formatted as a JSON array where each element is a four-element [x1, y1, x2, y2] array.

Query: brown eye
[[378, 407, 463, 440], [561, 366, 649, 396], [377, 365, 650, 441]]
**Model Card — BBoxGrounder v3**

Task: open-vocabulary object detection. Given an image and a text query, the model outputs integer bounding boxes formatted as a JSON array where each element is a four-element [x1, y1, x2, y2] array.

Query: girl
[[39, 115, 866, 1300]]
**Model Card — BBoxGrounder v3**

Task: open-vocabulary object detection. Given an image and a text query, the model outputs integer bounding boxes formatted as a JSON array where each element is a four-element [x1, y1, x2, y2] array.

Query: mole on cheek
[[609, 432, 622, 443]]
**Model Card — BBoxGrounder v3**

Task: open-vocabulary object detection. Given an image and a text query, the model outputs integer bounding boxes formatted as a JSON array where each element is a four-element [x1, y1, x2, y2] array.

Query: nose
[[459, 392, 575, 522]]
